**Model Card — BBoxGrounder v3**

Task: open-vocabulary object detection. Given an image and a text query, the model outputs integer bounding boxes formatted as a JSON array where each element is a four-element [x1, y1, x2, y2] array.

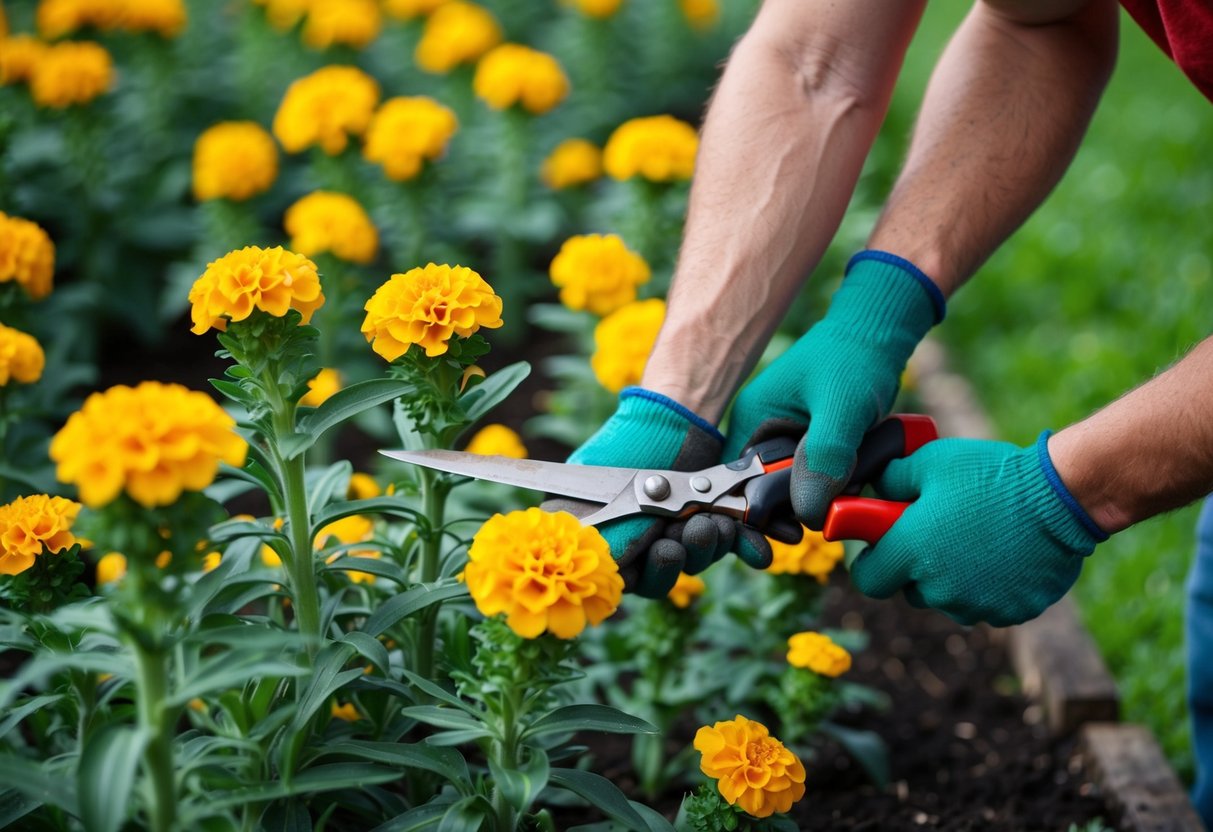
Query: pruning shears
[[380, 414, 938, 545]]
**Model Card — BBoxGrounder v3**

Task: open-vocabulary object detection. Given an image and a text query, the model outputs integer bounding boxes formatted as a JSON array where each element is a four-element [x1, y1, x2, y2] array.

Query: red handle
[[822, 496, 910, 545]]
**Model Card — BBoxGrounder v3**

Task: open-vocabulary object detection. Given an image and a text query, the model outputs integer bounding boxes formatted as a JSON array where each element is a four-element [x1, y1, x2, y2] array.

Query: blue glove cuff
[[847, 250, 947, 325], [1036, 430, 1110, 543], [620, 387, 724, 444]]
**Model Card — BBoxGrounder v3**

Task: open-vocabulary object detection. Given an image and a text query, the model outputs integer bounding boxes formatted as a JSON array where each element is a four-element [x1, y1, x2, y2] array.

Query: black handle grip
[[742, 466, 802, 543]]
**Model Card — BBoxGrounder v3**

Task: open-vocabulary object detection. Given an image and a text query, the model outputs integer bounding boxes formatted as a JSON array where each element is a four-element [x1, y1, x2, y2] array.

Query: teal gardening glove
[[546, 388, 773, 598], [851, 433, 1108, 627], [724, 252, 946, 529]]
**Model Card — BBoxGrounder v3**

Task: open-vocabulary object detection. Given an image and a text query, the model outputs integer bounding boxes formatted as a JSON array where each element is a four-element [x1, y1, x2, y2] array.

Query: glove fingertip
[[848, 545, 901, 601], [636, 539, 685, 598], [735, 526, 773, 570]]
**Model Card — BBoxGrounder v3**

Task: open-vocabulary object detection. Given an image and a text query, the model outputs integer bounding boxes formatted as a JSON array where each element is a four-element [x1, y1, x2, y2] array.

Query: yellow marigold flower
[[273, 65, 380, 155], [302, 0, 381, 50], [362, 96, 458, 181], [464, 424, 526, 458], [29, 40, 112, 108], [590, 298, 664, 393], [766, 527, 844, 584], [284, 191, 379, 264], [361, 263, 503, 361], [302, 367, 341, 407], [347, 472, 381, 500], [261, 544, 282, 568], [464, 508, 622, 639], [0, 212, 55, 299], [331, 701, 361, 721], [252, 0, 311, 29], [541, 138, 601, 189], [694, 715, 807, 818], [192, 121, 279, 202], [187, 246, 325, 335], [35, 0, 93, 38], [668, 572, 705, 609], [679, 0, 718, 30], [202, 551, 222, 572], [383, 0, 447, 19], [414, 0, 501, 74], [0, 495, 80, 576], [96, 552, 127, 584], [49, 382, 248, 509], [111, 0, 187, 37], [603, 115, 698, 182], [562, 0, 622, 18], [473, 43, 569, 115], [787, 631, 852, 677], [549, 234, 650, 316], [0, 324, 45, 387], [326, 549, 381, 583], [0, 35, 48, 85], [316, 514, 379, 583]]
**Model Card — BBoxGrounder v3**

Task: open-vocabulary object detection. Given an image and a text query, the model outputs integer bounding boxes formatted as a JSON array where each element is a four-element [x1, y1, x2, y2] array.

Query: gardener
[[558, 0, 1213, 820]]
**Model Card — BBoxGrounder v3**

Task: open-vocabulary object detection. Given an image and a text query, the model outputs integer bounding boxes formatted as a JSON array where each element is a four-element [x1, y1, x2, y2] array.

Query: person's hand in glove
[[544, 387, 773, 598], [723, 252, 946, 529], [849, 432, 1109, 627]]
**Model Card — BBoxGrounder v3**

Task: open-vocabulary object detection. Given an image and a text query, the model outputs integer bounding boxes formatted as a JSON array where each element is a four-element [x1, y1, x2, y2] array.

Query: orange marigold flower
[[49, 382, 248, 509], [201, 551, 222, 572], [0, 212, 55, 299], [0, 3, 7, 37], [36, 0, 96, 38], [464, 424, 526, 458], [694, 715, 807, 818], [766, 527, 844, 583], [383, 0, 447, 19], [110, 0, 187, 37], [668, 572, 705, 609], [679, 0, 719, 30], [463, 508, 623, 639], [0, 495, 80, 576], [562, 0, 622, 18], [473, 43, 569, 115], [273, 65, 380, 155], [363, 96, 458, 181], [0, 323, 45, 386], [192, 121, 279, 202], [590, 298, 664, 393], [361, 263, 503, 361], [302, 0, 381, 50], [316, 514, 380, 583], [0, 35, 48, 85], [29, 40, 112, 108], [96, 552, 127, 584], [541, 138, 601, 189], [549, 233, 650, 316], [347, 472, 381, 499], [787, 631, 851, 677], [187, 246, 325, 335], [301, 367, 341, 407], [284, 191, 379, 264], [331, 701, 361, 721], [251, 0, 311, 29], [603, 115, 698, 182], [414, 1, 501, 74]]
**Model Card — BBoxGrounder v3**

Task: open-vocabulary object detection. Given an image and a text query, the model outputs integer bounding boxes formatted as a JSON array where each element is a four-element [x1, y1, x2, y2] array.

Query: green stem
[[128, 636, 176, 832], [491, 686, 522, 831], [414, 466, 447, 680]]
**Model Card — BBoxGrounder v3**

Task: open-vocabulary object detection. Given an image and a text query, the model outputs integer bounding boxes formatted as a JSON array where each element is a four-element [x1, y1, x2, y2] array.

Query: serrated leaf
[[289, 380, 419, 460], [523, 705, 656, 740]]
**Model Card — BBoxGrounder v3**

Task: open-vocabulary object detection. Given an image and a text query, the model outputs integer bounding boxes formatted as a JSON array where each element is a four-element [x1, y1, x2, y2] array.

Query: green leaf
[[341, 631, 390, 676], [399, 706, 485, 732], [458, 361, 530, 425], [370, 799, 454, 832], [0, 790, 40, 828], [488, 748, 548, 815], [311, 497, 424, 538], [290, 380, 419, 460], [818, 721, 889, 787], [0, 694, 63, 741], [171, 656, 305, 708], [437, 796, 490, 832], [307, 460, 353, 515], [397, 669, 478, 714], [316, 741, 470, 791], [208, 519, 285, 545], [292, 642, 358, 730], [630, 802, 677, 832], [423, 728, 494, 746], [548, 768, 646, 830], [0, 754, 78, 817], [200, 764, 401, 815], [221, 460, 283, 506], [322, 555, 407, 585], [210, 377, 253, 405], [523, 705, 657, 740], [78, 725, 144, 832], [361, 580, 467, 638]]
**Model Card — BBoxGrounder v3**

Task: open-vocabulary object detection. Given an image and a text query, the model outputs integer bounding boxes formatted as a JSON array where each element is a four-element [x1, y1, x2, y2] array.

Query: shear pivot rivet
[[690, 476, 712, 493], [643, 475, 671, 501]]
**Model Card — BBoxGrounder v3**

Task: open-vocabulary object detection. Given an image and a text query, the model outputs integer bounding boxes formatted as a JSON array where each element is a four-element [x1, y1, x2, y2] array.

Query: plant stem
[[129, 636, 176, 832], [491, 685, 522, 831], [414, 466, 447, 680]]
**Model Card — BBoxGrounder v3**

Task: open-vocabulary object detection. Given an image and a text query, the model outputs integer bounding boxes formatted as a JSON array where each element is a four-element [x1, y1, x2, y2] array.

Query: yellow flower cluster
[[541, 138, 601, 189], [680, 0, 719, 30], [0, 324, 45, 386], [29, 40, 112, 108], [473, 43, 569, 115], [192, 121, 279, 202], [590, 298, 664, 393], [563, 0, 623, 18], [604, 115, 698, 182], [188, 246, 325, 335], [301, 367, 341, 407], [363, 96, 458, 181], [50, 382, 248, 508], [0, 212, 55, 300], [383, 0, 447, 19], [668, 572, 705, 608], [316, 514, 380, 584], [0, 36, 47, 85], [415, 1, 501, 74], [302, 0, 382, 50], [549, 234, 650, 316], [273, 65, 380, 155], [786, 631, 852, 677], [0, 495, 80, 576], [463, 508, 623, 639], [361, 263, 503, 361], [37, 0, 187, 38], [694, 715, 807, 818], [464, 424, 527, 458], [766, 527, 844, 583], [284, 191, 379, 264]]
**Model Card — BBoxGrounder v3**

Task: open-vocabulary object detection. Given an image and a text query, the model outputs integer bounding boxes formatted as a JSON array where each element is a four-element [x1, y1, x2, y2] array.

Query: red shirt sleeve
[[1120, 0, 1213, 102]]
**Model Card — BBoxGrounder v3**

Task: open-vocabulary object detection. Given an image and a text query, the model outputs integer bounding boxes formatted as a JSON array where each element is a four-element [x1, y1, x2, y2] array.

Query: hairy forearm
[[641, 1, 925, 421], [868, 0, 1118, 293], [1049, 336, 1213, 534]]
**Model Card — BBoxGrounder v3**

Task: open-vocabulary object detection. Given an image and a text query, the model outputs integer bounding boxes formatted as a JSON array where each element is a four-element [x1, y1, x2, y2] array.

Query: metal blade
[[379, 449, 639, 504]]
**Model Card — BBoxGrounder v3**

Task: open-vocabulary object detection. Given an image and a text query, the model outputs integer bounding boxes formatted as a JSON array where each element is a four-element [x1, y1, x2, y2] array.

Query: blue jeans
[[1188, 495, 1213, 825]]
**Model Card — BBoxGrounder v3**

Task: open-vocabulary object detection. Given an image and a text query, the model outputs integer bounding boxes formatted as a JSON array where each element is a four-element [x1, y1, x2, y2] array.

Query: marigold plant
[[302, 0, 382, 50], [273, 65, 380, 155], [603, 115, 699, 182], [284, 191, 379, 264], [0, 323, 45, 386], [187, 246, 325, 335], [49, 382, 248, 508], [563, 0, 623, 18], [414, 0, 501, 74], [361, 263, 503, 360], [693, 715, 807, 818], [473, 43, 569, 115], [192, 121, 279, 202], [668, 572, 705, 608], [38, 0, 187, 37], [463, 508, 623, 639], [29, 40, 112, 108], [590, 298, 664, 393], [0, 495, 80, 576], [767, 527, 845, 583], [787, 631, 852, 677], [383, 0, 447, 18], [464, 423, 527, 458], [301, 367, 341, 407], [0, 212, 55, 300], [549, 233, 650, 316], [0, 35, 47, 85], [541, 138, 602, 189], [363, 96, 458, 181]]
